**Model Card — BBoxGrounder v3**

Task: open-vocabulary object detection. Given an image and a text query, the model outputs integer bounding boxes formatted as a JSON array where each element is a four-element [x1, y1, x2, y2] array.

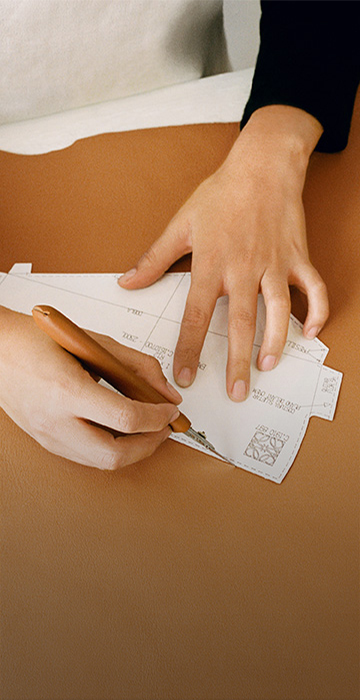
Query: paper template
[[0, 265, 342, 483]]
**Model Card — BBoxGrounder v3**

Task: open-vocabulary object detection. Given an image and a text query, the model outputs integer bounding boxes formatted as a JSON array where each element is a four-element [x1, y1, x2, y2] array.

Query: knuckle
[[240, 248, 256, 267], [301, 265, 328, 297], [52, 370, 84, 408], [29, 412, 64, 455], [270, 293, 291, 315], [182, 303, 209, 330], [116, 404, 141, 434], [99, 449, 126, 471], [142, 353, 162, 375], [29, 404, 57, 441], [139, 246, 158, 269], [228, 309, 256, 333], [313, 278, 328, 297]]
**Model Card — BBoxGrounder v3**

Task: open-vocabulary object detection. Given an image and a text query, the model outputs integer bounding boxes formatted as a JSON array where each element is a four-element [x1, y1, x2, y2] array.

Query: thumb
[[118, 222, 190, 290]]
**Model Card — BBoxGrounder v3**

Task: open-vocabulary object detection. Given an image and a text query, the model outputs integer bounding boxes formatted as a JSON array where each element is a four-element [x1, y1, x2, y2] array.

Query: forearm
[[242, 0, 360, 153]]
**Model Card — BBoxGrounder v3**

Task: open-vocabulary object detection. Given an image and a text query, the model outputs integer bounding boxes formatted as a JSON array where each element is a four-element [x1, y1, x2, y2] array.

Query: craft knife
[[32, 305, 228, 461]]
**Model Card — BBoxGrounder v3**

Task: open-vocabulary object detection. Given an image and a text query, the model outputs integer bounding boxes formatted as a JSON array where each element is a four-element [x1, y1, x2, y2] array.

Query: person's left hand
[[118, 106, 329, 402]]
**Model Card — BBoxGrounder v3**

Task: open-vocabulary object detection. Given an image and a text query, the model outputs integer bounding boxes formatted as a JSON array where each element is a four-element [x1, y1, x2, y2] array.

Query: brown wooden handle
[[32, 305, 191, 433]]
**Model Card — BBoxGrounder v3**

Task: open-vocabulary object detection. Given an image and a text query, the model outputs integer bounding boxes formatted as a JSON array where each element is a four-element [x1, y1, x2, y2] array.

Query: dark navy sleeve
[[241, 0, 360, 152]]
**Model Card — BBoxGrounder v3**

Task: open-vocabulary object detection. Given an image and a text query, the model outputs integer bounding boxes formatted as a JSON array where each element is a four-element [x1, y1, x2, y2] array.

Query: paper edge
[[0, 69, 254, 155]]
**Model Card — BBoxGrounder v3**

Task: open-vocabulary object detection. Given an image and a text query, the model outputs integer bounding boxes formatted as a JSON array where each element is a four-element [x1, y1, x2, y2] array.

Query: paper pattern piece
[[0, 265, 342, 483]]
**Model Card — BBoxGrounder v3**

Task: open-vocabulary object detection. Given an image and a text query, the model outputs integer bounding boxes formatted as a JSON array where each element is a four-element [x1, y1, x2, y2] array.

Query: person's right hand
[[0, 306, 182, 469]]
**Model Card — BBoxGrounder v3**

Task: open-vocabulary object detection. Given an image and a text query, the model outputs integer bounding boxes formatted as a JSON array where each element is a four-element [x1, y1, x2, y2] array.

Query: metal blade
[[185, 427, 228, 462]]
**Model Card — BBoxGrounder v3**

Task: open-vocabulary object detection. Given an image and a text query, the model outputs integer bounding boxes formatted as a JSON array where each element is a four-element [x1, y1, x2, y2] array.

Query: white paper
[[0, 70, 253, 156], [0, 266, 342, 483]]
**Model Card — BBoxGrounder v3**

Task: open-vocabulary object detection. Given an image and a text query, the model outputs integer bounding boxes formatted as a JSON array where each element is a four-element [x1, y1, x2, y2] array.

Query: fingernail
[[176, 367, 194, 387], [119, 268, 137, 285], [166, 381, 183, 403], [306, 326, 320, 340], [230, 379, 248, 402], [260, 355, 277, 371]]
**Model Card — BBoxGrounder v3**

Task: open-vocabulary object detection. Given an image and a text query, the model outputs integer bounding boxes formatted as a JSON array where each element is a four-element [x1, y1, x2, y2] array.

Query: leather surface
[[0, 110, 359, 699]]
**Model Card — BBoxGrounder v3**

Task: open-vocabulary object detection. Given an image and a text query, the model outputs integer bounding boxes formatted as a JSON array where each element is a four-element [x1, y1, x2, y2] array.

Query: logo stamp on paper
[[321, 376, 338, 395], [244, 426, 289, 467]]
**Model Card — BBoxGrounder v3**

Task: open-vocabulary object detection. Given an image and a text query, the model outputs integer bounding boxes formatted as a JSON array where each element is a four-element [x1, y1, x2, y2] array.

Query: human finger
[[257, 275, 291, 371], [118, 220, 189, 290], [38, 416, 171, 470], [292, 264, 329, 339], [173, 277, 218, 388], [70, 374, 180, 435], [226, 283, 259, 402]]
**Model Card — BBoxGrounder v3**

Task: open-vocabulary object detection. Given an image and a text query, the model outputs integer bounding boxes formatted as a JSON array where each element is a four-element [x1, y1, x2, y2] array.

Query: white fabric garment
[[0, 69, 254, 155], [0, 0, 229, 125]]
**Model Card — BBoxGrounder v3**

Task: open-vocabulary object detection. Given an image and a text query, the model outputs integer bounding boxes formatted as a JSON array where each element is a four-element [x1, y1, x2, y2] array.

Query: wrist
[[224, 105, 323, 184], [246, 105, 322, 156]]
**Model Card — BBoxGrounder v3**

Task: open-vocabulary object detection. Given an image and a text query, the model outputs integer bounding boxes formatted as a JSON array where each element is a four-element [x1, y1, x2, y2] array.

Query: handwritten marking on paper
[[144, 341, 173, 356], [122, 332, 138, 343], [144, 341, 174, 363], [252, 388, 301, 414], [144, 341, 174, 371], [244, 425, 289, 467], [286, 340, 309, 354], [285, 339, 324, 362]]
